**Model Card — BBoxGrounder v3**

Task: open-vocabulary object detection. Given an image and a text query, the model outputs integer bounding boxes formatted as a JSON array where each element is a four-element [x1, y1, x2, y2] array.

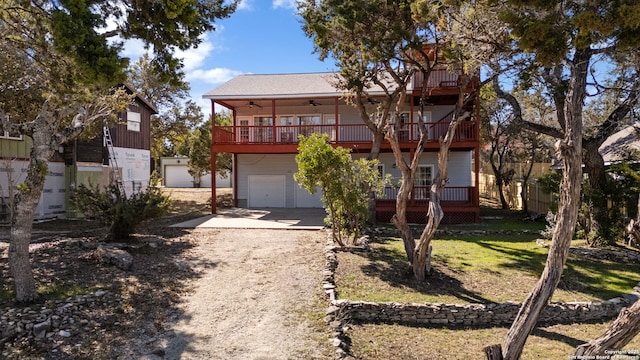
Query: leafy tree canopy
[[182, 112, 232, 183], [497, 0, 640, 65], [49, 0, 237, 85], [127, 54, 203, 160]]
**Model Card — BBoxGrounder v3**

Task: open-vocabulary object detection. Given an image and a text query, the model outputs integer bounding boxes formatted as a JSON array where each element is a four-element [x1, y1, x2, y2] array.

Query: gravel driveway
[[161, 228, 330, 360]]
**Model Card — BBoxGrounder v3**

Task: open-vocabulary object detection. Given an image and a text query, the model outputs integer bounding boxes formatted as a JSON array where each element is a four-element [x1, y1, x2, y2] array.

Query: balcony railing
[[213, 121, 478, 145], [412, 69, 461, 90], [377, 186, 478, 206]]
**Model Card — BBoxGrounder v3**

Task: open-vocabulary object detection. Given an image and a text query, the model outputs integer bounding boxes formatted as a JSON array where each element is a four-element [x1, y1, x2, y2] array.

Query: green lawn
[[336, 231, 640, 304], [338, 208, 640, 359]]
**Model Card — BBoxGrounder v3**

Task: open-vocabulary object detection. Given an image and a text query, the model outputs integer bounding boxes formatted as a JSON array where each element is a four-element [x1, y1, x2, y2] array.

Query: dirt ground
[[0, 188, 332, 359], [160, 228, 330, 360]]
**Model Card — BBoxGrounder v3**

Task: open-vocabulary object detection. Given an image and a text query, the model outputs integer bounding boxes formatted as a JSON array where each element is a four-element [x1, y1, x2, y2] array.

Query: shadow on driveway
[[170, 207, 326, 230]]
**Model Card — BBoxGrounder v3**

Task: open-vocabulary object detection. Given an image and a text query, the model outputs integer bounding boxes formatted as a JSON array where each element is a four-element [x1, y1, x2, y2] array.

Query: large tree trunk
[[10, 126, 57, 303], [496, 180, 509, 210], [367, 130, 386, 224], [413, 118, 460, 281], [485, 49, 589, 360], [10, 187, 41, 303], [521, 160, 534, 214], [575, 300, 640, 356], [583, 140, 611, 245], [626, 195, 640, 247], [387, 97, 423, 264], [1, 96, 124, 303], [391, 179, 416, 263]]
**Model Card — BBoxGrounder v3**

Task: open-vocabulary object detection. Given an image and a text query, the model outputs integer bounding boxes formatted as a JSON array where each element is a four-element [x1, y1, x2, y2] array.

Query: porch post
[[334, 97, 339, 142], [233, 153, 238, 207], [211, 100, 217, 214], [272, 99, 276, 144], [410, 146, 415, 204], [474, 90, 481, 221], [232, 106, 237, 142], [410, 95, 415, 140]]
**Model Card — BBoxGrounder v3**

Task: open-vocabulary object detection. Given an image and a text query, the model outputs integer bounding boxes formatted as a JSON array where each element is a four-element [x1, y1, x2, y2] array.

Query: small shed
[[160, 157, 231, 188]]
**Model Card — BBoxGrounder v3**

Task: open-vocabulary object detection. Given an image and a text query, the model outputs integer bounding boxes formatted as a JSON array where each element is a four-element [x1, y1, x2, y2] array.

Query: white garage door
[[165, 165, 193, 187], [248, 175, 286, 208], [295, 185, 323, 208]]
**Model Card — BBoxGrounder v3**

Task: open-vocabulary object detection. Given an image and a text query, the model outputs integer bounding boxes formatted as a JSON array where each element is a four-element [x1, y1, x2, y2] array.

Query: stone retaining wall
[[327, 297, 632, 327], [322, 230, 640, 359]]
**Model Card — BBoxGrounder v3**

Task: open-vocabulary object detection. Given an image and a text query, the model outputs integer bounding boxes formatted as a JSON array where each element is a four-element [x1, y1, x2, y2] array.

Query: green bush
[[294, 133, 388, 245], [72, 183, 171, 241]]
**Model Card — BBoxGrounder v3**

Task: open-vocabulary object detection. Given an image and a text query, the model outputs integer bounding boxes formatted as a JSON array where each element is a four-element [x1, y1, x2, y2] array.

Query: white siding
[[237, 150, 471, 207], [237, 154, 322, 208], [2, 160, 66, 220], [354, 150, 472, 186]]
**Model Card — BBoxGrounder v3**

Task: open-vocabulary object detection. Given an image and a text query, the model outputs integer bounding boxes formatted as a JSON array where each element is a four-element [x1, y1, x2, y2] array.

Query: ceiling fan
[[248, 101, 263, 109]]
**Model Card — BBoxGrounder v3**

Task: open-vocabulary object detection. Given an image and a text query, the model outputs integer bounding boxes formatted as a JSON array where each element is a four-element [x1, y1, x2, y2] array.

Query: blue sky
[[122, 0, 335, 117]]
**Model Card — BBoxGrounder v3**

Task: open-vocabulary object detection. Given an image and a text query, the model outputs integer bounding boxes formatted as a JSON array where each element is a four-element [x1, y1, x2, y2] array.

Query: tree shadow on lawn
[[356, 236, 493, 304], [455, 236, 640, 301], [354, 233, 640, 304], [531, 326, 586, 348]]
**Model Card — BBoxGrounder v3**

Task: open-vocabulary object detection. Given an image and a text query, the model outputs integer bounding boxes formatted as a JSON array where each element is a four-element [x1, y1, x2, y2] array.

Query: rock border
[[322, 230, 640, 359], [0, 289, 121, 358]]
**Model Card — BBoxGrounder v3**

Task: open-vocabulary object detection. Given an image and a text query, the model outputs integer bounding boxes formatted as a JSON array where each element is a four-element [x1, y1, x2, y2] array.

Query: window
[[0, 131, 22, 140], [323, 114, 337, 141], [398, 112, 411, 140], [239, 119, 250, 142], [127, 111, 141, 132], [414, 165, 433, 200], [255, 116, 273, 126], [298, 115, 321, 126], [376, 164, 385, 178], [279, 116, 295, 142], [298, 115, 321, 137], [254, 116, 273, 142]]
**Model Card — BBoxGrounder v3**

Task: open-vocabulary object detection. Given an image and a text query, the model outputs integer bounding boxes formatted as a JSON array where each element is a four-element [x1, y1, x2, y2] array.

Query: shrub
[[72, 183, 171, 241], [294, 133, 388, 245]]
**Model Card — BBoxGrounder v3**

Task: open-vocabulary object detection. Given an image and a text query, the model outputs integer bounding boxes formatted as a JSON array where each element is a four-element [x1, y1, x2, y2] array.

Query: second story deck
[[206, 70, 480, 154], [212, 119, 479, 153]]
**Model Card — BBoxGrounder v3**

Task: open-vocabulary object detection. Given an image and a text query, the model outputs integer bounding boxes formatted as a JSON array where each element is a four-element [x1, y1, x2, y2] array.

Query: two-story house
[[0, 84, 157, 222], [203, 69, 480, 224]]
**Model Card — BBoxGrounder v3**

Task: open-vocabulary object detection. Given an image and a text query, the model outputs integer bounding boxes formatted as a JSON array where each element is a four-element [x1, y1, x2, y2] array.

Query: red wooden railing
[[213, 121, 477, 145], [377, 186, 478, 206], [412, 69, 461, 90]]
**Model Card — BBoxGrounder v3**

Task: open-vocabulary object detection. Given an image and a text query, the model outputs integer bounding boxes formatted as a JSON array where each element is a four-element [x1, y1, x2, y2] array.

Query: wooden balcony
[[411, 69, 479, 96], [375, 185, 480, 224], [212, 120, 478, 153]]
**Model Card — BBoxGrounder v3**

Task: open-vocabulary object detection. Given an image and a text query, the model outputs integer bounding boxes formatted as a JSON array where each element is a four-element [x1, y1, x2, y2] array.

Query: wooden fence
[[479, 172, 554, 215]]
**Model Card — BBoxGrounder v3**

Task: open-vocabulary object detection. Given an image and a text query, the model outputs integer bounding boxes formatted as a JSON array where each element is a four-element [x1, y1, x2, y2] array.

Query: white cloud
[[120, 38, 149, 60], [186, 68, 244, 84], [237, 0, 252, 10], [272, 0, 297, 9], [175, 34, 217, 71]]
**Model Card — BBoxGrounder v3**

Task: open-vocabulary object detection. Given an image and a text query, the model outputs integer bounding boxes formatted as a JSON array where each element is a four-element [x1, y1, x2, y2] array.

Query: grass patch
[[340, 203, 640, 358], [0, 288, 15, 301], [347, 322, 640, 359], [336, 233, 640, 304], [440, 217, 546, 232], [37, 284, 105, 300]]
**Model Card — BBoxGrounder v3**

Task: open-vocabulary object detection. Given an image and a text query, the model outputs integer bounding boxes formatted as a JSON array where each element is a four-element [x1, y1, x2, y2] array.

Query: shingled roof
[[599, 125, 640, 164], [203, 73, 342, 100]]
